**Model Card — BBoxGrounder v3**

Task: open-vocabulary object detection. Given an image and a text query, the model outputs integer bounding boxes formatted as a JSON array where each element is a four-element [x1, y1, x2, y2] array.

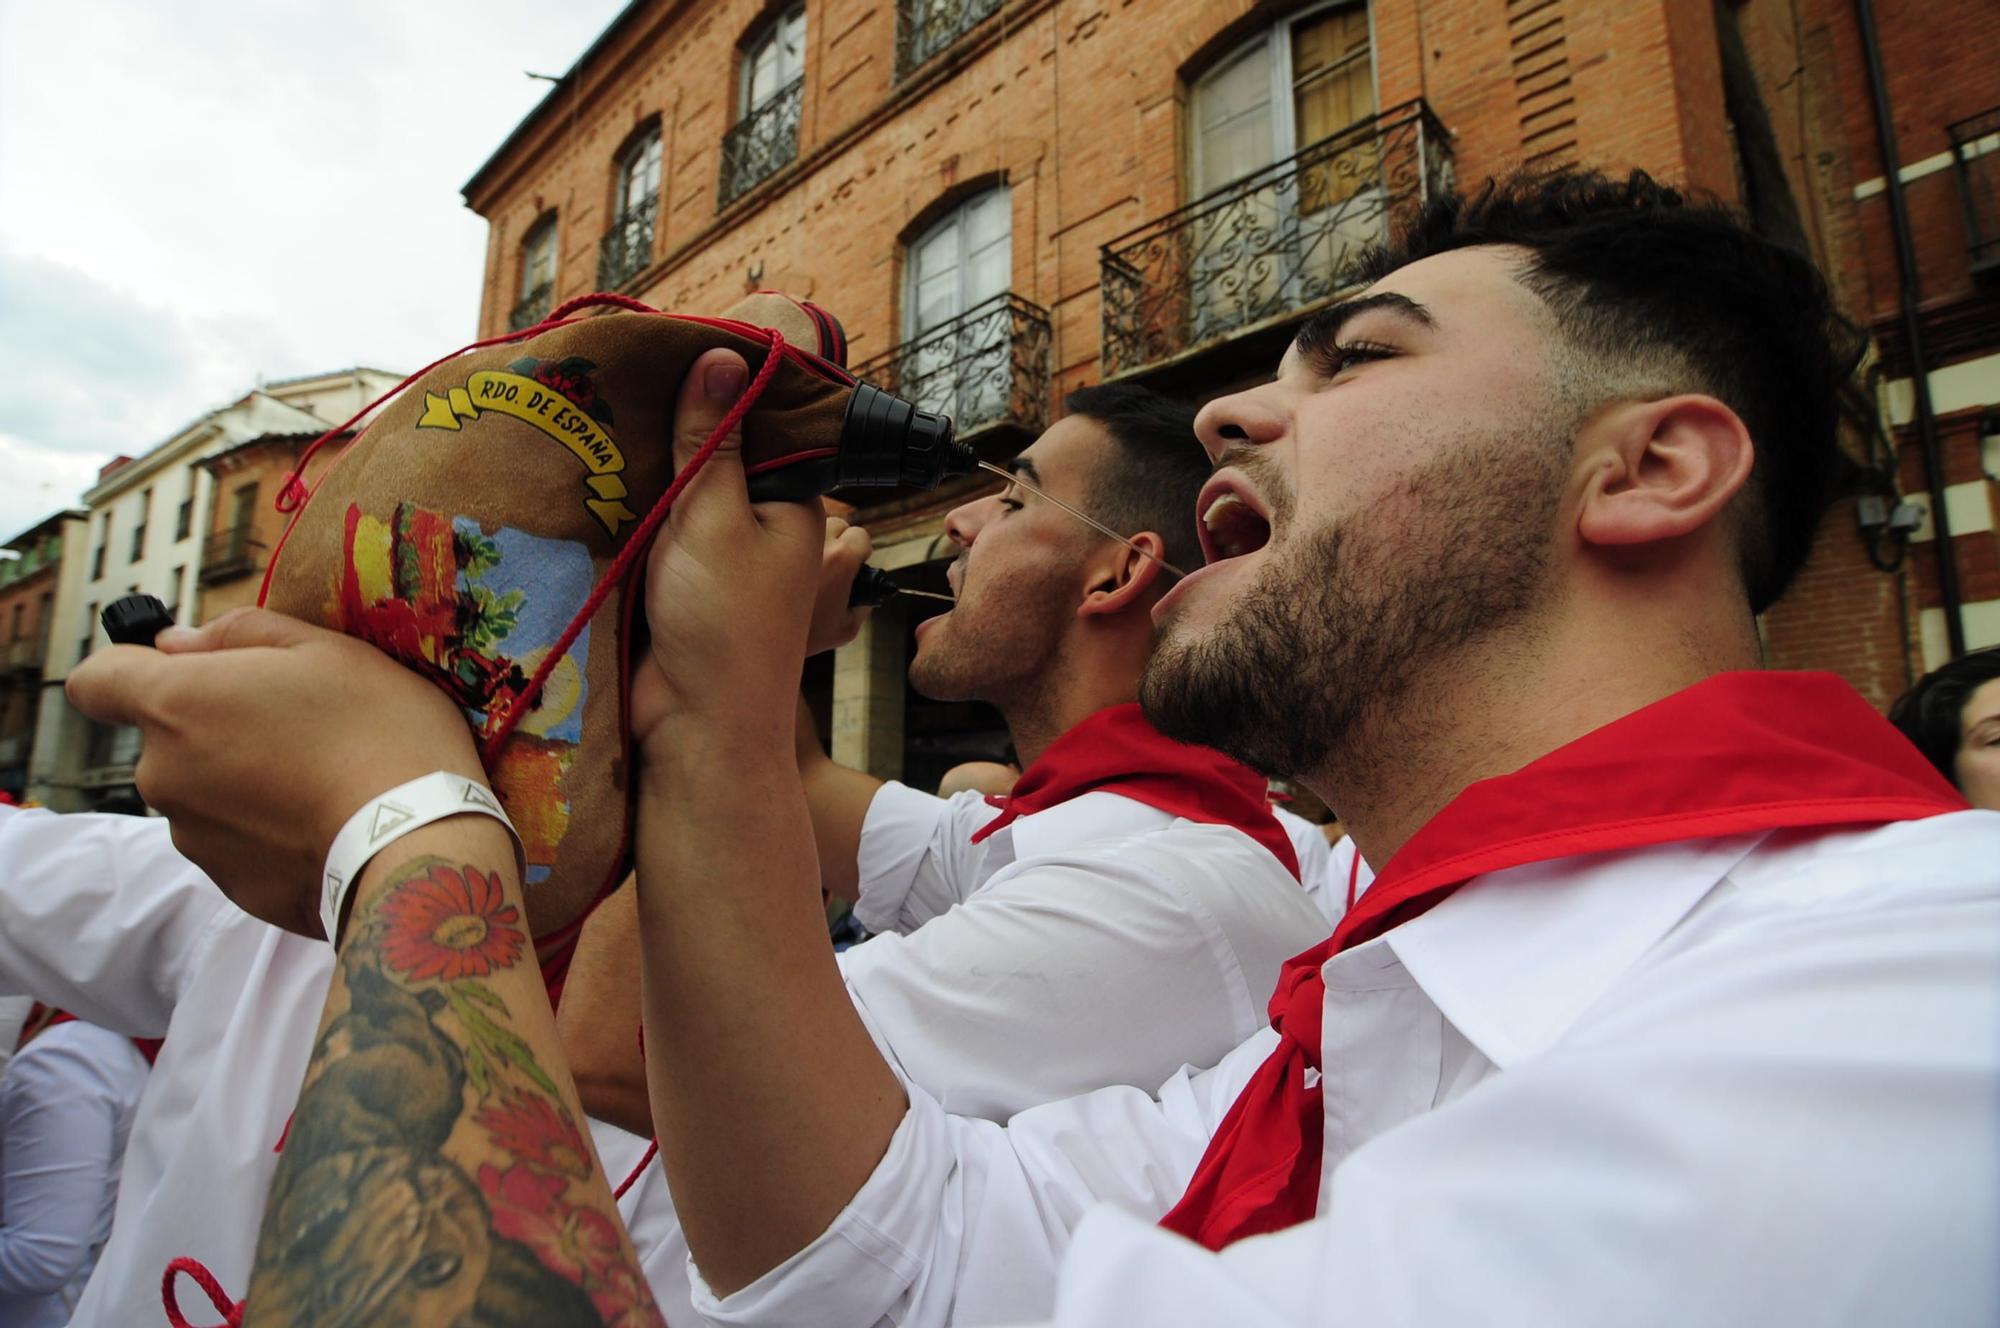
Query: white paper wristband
[[320, 771, 525, 947]]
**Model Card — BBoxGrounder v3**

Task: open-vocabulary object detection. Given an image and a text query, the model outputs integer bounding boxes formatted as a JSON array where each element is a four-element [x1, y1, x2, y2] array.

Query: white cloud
[[0, 0, 627, 541]]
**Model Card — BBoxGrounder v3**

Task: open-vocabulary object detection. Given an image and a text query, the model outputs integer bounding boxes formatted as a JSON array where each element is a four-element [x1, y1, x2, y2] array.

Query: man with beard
[[605, 167, 1995, 1325], [67, 168, 1997, 1325], [59, 385, 1326, 1323]]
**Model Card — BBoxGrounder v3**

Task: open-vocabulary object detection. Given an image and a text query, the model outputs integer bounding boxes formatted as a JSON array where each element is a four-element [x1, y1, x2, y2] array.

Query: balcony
[[1099, 100, 1453, 378], [597, 195, 659, 290], [853, 294, 1051, 452], [720, 78, 804, 207], [896, 0, 1002, 80], [198, 525, 263, 587], [1948, 108, 2000, 278], [509, 281, 553, 331]]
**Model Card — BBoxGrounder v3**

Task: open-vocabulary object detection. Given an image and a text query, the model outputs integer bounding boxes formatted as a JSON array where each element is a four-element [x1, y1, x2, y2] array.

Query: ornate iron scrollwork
[[854, 293, 1052, 440], [1099, 100, 1453, 377], [597, 195, 659, 290], [508, 281, 553, 331], [721, 77, 805, 207], [896, 0, 1003, 80]]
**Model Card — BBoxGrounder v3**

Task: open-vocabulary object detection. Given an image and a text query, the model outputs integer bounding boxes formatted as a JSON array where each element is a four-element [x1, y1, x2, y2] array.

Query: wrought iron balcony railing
[[1099, 100, 1452, 378], [896, 0, 1002, 80], [509, 281, 553, 331], [721, 78, 804, 207], [597, 195, 659, 289], [854, 294, 1050, 447], [198, 525, 262, 587], [1948, 108, 2000, 278]]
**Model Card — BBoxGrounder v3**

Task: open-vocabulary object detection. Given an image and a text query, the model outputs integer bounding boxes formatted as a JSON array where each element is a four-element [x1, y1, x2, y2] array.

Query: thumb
[[671, 348, 751, 477], [155, 606, 323, 655]]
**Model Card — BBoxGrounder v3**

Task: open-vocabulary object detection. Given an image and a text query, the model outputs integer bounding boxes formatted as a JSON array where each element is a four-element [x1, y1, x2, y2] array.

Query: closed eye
[[1308, 340, 1397, 379]]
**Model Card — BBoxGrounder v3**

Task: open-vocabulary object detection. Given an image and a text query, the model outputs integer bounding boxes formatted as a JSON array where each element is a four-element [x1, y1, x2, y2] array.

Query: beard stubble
[[1140, 428, 1568, 784]]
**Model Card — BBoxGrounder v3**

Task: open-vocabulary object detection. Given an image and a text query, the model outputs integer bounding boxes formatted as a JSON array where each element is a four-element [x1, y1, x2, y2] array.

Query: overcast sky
[[0, 0, 629, 542]]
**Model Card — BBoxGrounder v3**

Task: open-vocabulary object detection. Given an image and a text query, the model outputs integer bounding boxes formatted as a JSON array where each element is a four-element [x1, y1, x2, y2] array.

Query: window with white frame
[[902, 187, 1012, 426], [723, 6, 807, 204], [1185, 4, 1377, 339], [742, 5, 806, 117], [600, 130, 661, 287], [513, 214, 558, 329], [1191, 3, 1374, 196]]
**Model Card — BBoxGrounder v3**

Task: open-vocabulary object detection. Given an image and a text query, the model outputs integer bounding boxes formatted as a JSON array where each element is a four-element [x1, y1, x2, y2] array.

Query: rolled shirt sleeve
[[0, 808, 229, 1037], [852, 782, 1000, 935], [690, 1021, 1276, 1328], [836, 824, 1323, 1119]]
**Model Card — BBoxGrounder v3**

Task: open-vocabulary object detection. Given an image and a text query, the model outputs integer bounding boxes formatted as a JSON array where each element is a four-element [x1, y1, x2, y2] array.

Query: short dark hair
[[1063, 382, 1209, 575], [1352, 168, 1860, 613], [1888, 647, 2000, 787]]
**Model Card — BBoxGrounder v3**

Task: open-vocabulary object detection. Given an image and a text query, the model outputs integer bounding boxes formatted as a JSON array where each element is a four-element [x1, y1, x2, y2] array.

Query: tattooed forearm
[[244, 851, 665, 1328]]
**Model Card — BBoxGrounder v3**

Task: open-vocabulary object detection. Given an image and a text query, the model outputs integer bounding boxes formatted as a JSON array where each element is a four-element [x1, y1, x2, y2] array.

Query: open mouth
[[1197, 477, 1273, 564]]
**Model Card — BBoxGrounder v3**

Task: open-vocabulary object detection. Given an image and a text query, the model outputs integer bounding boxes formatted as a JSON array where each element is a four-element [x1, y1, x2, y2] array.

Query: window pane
[[1292, 6, 1373, 147], [780, 9, 807, 82], [1193, 39, 1274, 194]]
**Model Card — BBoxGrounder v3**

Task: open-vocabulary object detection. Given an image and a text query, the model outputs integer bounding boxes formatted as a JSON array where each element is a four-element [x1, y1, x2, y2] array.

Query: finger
[[824, 515, 851, 542], [836, 524, 873, 563], [670, 347, 750, 479], [155, 606, 322, 655], [65, 645, 172, 728]]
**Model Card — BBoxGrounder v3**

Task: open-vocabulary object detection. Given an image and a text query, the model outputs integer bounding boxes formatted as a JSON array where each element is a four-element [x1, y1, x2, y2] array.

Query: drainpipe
[[1854, 0, 1966, 659]]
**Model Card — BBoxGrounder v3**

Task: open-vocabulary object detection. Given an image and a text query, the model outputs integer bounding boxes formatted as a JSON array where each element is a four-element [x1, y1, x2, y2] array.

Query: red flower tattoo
[[479, 1163, 623, 1284], [476, 1090, 592, 1179], [376, 862, 526, 983]]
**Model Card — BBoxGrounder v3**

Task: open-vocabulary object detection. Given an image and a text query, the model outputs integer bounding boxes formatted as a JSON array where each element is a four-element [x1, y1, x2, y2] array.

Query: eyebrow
[[1290, 292, 1436, 367], [1004, 456, 1040, 486]]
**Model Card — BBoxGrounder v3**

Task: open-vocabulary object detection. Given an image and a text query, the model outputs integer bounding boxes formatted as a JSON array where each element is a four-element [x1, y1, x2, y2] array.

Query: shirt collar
[[1351, 830, 1768, 1068]]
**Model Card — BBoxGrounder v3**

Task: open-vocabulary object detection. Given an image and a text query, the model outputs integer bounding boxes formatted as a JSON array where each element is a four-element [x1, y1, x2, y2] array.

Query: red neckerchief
[[1160, 671, 1968, 1249], [969, 703, 1300, 879]]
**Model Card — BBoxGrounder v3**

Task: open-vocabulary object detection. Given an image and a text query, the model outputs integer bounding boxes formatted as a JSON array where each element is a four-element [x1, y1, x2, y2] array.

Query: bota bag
[[259, 291, 972, 968]]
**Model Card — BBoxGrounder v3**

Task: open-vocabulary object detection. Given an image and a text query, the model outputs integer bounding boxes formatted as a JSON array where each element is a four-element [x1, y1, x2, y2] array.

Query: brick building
[[0, 511, 82, 802], [459, 0, 1998, 783], [194, 432, 353, 623], [28, 368, 399, 811]]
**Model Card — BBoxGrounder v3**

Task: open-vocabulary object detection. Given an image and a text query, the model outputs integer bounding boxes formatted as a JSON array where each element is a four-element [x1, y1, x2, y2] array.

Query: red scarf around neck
[[1160, 671, 1967, 1250], [969, 702, 1301, 880]]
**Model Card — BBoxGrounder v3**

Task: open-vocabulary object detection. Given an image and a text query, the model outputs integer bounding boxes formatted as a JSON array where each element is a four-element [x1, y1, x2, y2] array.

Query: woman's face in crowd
[[1955, 677, 2000, 811]]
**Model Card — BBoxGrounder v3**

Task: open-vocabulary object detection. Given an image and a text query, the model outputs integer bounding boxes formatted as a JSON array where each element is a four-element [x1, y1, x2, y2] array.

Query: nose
[[943, 495, 988, 550], [1194, 387, 1287, 462]]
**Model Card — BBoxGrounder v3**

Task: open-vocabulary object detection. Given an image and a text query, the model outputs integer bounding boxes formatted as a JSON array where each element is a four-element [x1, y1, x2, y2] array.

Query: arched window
[[1184, 4, 1377, 340], [723, 5, 806, 204], [511, 213, 557, 330], [600, 127, 660, 287], [900, 186, 1012, 425], [1191, 3, 1374, 196]]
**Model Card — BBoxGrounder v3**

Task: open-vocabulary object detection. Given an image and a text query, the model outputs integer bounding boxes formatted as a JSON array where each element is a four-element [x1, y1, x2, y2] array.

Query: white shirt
[[692, 812, 2000, 1328], [1271, 807, 1351, 924], [615, 782, 1328, 1319], [843, 782, 1328, 1117], [0, 806, 331, 1328], [0, 1020, 150, 1328], [0, 995, 33, 1083]]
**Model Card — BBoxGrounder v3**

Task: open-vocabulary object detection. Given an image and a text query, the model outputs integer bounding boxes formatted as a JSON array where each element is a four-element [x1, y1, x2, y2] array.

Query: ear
[[1575, 395, 1754, 549], [1076, 531, 1167, 620]]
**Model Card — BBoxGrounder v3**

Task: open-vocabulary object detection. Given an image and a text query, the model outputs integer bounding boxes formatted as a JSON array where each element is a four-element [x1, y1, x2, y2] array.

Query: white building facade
[[27, 369, 399, 811]]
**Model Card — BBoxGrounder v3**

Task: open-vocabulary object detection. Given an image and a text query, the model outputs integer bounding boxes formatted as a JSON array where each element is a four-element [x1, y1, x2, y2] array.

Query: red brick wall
[[463, 0, 1999, 705]]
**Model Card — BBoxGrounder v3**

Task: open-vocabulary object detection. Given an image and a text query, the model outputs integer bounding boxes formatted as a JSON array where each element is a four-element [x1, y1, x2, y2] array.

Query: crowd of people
[[1, 166, 1996, 1327]]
